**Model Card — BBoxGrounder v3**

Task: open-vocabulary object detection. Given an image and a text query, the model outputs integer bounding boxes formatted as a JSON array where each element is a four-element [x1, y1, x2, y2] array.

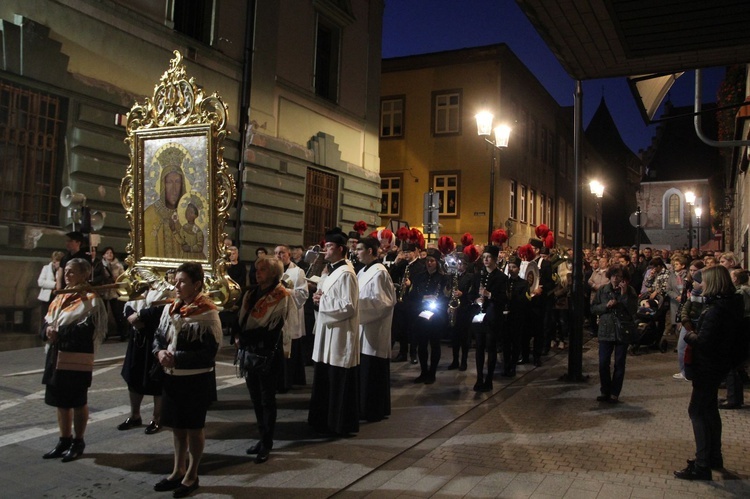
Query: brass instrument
[[447, 269, 460, 327], [398, 264, 410, 303]]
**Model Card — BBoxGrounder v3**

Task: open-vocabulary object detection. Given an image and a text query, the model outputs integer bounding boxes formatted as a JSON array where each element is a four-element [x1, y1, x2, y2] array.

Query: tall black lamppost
[[694, 205, 702, 250], [685, 190, 695, 250], [589, 180, 604, 249], [475, 111, 510, 244]]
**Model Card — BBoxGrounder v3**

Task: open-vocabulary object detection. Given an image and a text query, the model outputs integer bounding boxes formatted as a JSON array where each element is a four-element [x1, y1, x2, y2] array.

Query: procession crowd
[[33, 225, 750, 495]]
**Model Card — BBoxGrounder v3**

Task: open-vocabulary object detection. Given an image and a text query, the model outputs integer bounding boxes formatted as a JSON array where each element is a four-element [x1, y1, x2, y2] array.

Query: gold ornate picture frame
[[119, 51, 238, 307]]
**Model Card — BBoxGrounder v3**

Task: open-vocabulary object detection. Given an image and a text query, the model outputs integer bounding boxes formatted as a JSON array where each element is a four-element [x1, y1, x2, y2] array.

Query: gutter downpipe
[[694, 68, 750, 148]]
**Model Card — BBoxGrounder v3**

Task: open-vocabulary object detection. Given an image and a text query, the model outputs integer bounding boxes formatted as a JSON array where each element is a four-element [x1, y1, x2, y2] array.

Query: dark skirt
[[308, 362, 359, 435], [121, 328, 162, 396], [160, 371, 217, 429], [42, 346, 91, 409], [359, 354, 390, 422]]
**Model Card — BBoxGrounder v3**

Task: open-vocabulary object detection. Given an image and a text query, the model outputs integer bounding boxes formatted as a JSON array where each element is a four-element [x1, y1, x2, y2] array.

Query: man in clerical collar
[[355, 236, 396, 422], [309, 227, 360, 436]]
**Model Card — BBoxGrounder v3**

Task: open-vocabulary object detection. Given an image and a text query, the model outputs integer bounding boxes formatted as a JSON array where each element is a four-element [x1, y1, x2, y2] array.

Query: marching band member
[[502, 256, 531, 377], [356, 236, 396, 421], [404, 248, 450, 384], [447, 253, 476, 371], [390, 241, 425, 363], [471, 245, 508, 392]]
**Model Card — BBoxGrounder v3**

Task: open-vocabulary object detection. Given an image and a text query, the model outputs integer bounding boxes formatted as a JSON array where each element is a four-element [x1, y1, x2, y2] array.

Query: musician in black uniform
[[403, 248, 450, 384], [390, 242, 425, 363], [470, 245, 508, 392], [447, 254, 475, 371], [347, 231, 364, 273], [502, 256, 531, 377], [524, 240, 554, 366]]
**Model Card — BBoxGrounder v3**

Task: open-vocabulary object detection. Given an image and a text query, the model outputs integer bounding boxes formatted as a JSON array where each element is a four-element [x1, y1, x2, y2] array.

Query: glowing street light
[[476, 111, 511, 244], [589, 180, 604, 248]]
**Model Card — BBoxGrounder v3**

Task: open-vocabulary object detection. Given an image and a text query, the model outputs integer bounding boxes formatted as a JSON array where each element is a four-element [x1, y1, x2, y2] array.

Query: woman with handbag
[[41, 258, 107, 462], [592, 265, 638, 403], [674, 265, 744, 480], [234, 256, 292, 464], [152, 262, 222, 497]]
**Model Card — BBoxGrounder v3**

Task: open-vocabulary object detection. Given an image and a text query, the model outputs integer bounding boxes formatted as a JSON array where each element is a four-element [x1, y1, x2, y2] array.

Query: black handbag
[[236, 332, 281, 377]]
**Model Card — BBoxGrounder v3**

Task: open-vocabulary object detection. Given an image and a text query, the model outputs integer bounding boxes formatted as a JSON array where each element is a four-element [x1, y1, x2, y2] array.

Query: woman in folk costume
[[234, 256, 293, 464], [41, 258, 107, 462], [118, 271, 176, 435], [152, 262, 221, 497], [356, 236, 396, 422], [309, 227, 360, 435]]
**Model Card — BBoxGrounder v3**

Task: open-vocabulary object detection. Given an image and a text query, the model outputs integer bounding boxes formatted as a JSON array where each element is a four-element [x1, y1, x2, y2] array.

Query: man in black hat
[[347, 231, 364, 273], [502, 256, 531, 377], [470, 245, 508, 391], [56, 231, 91, 290], [309, 227, 360, 435], [390, 242, 425, 363], [526, 239, 554, 365]]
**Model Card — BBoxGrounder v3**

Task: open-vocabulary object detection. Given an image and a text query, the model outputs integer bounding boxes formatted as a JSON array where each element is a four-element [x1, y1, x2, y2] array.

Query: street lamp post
[[694, 206, 702, 250], [685, 190, 695, 250], [589, 180, 604, 249], [475, 111, 510, 244]]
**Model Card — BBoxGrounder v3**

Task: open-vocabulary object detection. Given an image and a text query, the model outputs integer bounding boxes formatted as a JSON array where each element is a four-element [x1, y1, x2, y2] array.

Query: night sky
[[382, 0, 725, 156]]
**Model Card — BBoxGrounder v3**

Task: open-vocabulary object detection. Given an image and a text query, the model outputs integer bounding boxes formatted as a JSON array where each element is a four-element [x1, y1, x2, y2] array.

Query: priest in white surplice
[[356, 236, 396, 422], [275, 244, 309, 390], [309, 227, 360, 435]]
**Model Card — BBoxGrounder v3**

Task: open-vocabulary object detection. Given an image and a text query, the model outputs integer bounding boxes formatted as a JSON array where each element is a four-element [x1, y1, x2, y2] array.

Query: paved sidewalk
[[0, 335, 748, 498]]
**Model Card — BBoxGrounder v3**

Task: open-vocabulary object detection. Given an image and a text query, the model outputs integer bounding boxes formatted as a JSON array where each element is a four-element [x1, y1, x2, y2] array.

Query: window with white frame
[[509, 180, 517, 219], [663, 188, 685, 228], [566, 201, 573, 237], [529, 189, 536, 225], [539, 193, 546, 224], [519, 184, 527, 222], [380, 97, 404, 138], [380, 176, 401, 217], [547, 196, 553, 230], [558, 197, 565, 234], [432, 90, 461, 135], [432, 173, 459, 216]]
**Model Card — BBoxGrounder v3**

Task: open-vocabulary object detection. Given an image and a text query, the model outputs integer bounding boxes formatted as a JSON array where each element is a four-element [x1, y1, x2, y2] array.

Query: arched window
[[662, 188, 684, 228], [668, 194, 680, 225]]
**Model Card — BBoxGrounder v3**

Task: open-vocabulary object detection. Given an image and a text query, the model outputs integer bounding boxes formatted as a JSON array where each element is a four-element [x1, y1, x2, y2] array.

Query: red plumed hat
[[535, 224, 550, 239], [463, 244, 480, 262], [438, 236, 455, 255], [460, 232, 474, 247], [544, 233, 555, 249], [353, 220, 367, 235], [518, 243, 535, 261], [491, 229, 508, 245], [375, 229, 395, 247], [411, 229, 426, 250], [396, 226, 410, 242]]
